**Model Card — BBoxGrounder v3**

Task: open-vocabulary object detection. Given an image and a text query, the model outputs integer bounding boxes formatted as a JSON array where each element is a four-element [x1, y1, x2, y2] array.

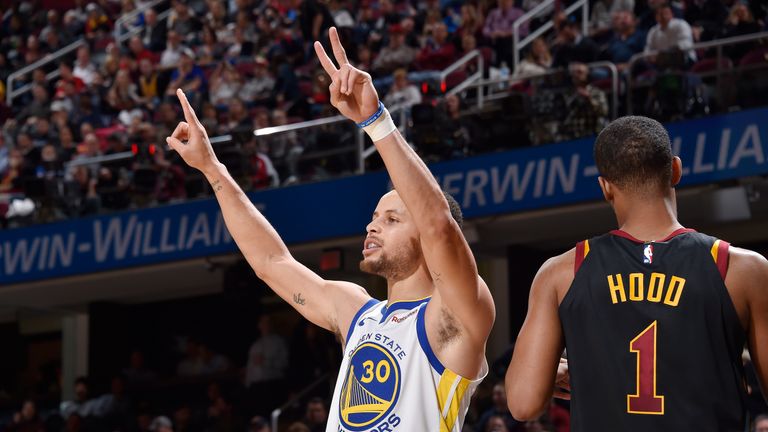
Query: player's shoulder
[[728, 246, 768, 277], [533, 248, 577, 301]]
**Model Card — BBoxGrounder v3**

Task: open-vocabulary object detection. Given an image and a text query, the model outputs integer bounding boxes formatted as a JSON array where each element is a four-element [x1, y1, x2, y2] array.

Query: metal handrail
[[6, 39, 86, 106], [113, 0, 165, 42], [442, 49, 484, 108], [625, 30, 768, 114], [271, 372, 330, 432], [513, 0, 589, 69]]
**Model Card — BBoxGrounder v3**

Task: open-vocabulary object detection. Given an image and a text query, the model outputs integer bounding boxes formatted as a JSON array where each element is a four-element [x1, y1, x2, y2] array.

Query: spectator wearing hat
[[372, 24, 417, 76], [241, 57, 276, 107], [165, 48, 206, 107], [483, 0, 527, 67]]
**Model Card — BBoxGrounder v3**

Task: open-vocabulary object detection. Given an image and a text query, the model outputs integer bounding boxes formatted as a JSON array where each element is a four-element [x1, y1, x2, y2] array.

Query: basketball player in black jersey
[[505, 116, 768, 431]]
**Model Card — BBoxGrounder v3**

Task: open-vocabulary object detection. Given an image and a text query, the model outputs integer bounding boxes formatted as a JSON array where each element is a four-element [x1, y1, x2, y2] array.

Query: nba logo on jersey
[[643, 244, 653, 264]]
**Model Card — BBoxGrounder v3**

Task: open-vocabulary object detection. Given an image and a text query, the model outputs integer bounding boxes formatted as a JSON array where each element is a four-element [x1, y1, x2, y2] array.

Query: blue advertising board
[[1, 107, 766, 284]]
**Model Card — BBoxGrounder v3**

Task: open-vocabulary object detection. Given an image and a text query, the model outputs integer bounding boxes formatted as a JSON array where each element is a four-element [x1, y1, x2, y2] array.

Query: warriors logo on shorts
[[339, 342, 401, 430]]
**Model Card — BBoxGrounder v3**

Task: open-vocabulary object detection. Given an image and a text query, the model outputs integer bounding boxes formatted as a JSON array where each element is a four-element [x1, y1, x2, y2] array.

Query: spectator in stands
[[122, 350, 157, 383], [417, 22, 457, 71], [244, 136, 280, 189], [226, 27, 257, 61], [74, 46, 98, 87], [209, 63, 243, 106], [455, 3, 484, 42], [23, 35, 44, 67], [6, 399, 44, 432], [245, 314, 289, 415], [513, 37, 552, 77], [198, 341, 230, 374], [637, 0, 683, 31], [177, 338, 203, 376], [165, 48, 206, 107], [141, 7, 167, 53], [483, 0, 527, 67], [0, 149, 24, 193], [552, 17, 600, 68], [722, 3, 762, 62], [590, 0, 635, 41], [60, 377, 94, 419], [83, 3, 111, 41], [383, 68, 422, 110], [137, 58, 162, 110], [241, 57, 276, 106], [249, 416, 271, 432], [197, 25, 224, 65], [372, 24, 417, 76], [303, 398, 328, 432], [603, 11, 646, 68], [477, 383, 519, 432], [560, 63, 608, 140], [755, 414, 768, 432], [168, 1, 201, 45], [434, 93, 477, 159], [205, 382, 235, 431], [107, 69, 143, 126], [128, 36, 154, 65], [645, 5, 697, 63], [173, 405, 194, 432], [288, 423, 310, 432], [42, 27, 65, 53], [66, 165, 100, 216], [16, 85, 50, 122], [149, 416, 173, 432], [485, 415, 510, 432], [224, 99, 252, 137], [160, 30, 185, 70], [299, 0, 334, 42], [58, 127, 78, 162]]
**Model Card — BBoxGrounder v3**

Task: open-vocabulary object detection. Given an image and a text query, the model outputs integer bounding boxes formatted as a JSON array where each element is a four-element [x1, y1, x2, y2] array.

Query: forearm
[[202, 162, 290, 276], [374, 130, 452, 233]]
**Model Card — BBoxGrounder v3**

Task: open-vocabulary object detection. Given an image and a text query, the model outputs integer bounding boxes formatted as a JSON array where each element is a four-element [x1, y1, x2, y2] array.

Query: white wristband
[[362, 107, 397, 142]]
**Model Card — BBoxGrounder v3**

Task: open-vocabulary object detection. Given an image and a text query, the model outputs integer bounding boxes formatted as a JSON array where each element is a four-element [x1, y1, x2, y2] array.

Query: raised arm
[[506, 250, 573, 420], [166, 89, 370, 342], [313, 28, 494, 348]]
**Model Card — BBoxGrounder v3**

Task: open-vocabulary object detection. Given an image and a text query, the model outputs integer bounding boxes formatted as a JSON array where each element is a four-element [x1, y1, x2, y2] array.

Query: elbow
[[507, 398, 547, 422]]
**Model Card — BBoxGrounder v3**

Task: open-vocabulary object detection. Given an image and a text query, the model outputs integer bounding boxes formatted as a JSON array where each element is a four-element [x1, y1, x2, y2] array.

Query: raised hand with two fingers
[[313, 27, 380, 124]]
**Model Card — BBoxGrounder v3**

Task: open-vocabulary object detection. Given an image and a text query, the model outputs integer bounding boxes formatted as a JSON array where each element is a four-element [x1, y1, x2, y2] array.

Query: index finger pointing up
[[329, 27, 349, 66], [176, 88, 201, 126], [314, 41, 338, 76]]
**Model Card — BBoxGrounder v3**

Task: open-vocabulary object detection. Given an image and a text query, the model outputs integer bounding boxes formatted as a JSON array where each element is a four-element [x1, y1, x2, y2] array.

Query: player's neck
[[385, 265, 434, 304], [614, 194, 683, 242]]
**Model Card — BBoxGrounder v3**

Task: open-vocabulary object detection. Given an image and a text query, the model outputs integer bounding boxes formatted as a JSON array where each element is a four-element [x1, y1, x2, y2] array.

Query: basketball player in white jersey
[[166, 27, 495, 431]]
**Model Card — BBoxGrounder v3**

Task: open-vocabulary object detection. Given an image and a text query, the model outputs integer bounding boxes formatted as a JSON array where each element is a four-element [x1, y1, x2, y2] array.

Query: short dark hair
[[443, 191, 463, 228], [594, 116, 673, 194]]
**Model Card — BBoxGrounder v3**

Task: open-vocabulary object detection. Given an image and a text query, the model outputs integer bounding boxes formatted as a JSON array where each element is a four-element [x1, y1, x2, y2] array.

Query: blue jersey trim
[[379, 296, 431, 323], [416, 301, 445, 374], [345, 298, 380, 346]]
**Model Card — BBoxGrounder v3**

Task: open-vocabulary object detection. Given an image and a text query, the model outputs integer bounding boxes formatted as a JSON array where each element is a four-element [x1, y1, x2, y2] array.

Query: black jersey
[[560, 228, 748, 432]]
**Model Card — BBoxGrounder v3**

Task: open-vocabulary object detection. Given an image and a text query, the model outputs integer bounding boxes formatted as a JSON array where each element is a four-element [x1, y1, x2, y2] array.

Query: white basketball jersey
[[327, 297, 487, 432]]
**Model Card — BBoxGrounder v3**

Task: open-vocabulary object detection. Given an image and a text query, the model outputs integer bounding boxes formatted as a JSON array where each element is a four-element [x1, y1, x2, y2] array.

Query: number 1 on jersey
[[627, 321, 665, 415]]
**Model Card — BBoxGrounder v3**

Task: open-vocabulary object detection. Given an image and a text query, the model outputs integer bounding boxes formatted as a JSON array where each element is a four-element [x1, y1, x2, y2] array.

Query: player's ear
[[670, 156, 682, 187], [598, 176, 614, 204]]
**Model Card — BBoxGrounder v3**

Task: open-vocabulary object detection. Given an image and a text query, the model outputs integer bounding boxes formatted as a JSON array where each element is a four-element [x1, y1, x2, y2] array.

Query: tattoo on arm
[[210, 179, 223, 193], [293, 292, 306, 306], [432, 271, 442, 285]]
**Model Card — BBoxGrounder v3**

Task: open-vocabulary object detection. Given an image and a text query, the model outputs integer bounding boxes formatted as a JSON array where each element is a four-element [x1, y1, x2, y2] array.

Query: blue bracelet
[[356, 101, 385, 128]]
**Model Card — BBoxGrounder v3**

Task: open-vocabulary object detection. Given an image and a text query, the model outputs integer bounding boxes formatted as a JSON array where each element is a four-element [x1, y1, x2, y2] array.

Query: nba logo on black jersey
[[643, 244, 653, 264]]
